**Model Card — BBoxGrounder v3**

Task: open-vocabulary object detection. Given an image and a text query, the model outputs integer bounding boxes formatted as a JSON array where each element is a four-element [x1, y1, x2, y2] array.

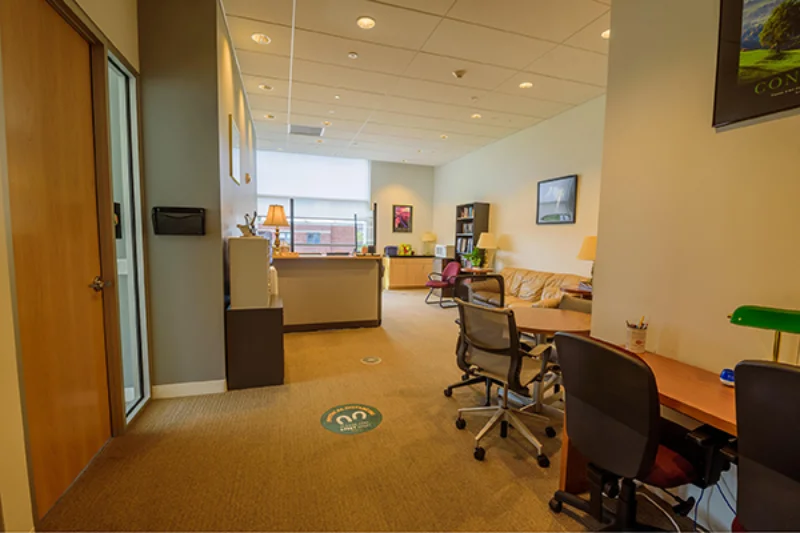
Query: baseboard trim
[[152, 379, 227, 399], [284, 320, 380, 333]]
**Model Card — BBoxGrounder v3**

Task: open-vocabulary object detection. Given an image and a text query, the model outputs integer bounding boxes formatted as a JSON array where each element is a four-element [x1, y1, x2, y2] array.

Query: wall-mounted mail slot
[[152, 207, 206, 236]]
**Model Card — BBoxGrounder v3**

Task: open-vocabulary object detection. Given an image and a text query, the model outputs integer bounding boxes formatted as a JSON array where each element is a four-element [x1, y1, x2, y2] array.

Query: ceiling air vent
[[289, 124, 324, 137]]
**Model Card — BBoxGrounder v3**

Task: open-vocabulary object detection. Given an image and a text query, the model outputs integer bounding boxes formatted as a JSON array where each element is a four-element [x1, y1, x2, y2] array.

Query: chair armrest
[[428, 272, 443, 281]]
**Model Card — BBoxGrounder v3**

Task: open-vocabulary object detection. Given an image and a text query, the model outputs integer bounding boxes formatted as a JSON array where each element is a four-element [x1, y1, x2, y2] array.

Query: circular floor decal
[[321, 404, 383, 435], [361, 356, 382, 365]]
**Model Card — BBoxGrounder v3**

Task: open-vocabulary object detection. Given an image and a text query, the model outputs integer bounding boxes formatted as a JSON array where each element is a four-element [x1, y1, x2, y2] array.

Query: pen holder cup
[[626, 327, 647, 354]]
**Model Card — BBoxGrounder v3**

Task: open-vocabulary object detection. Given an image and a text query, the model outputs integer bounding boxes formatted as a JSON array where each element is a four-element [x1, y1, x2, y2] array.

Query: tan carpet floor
[[38, 290, 676, 532]]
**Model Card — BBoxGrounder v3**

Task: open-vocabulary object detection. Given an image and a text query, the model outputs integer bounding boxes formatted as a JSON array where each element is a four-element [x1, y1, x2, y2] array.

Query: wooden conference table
[[511, 307, 736, 494]]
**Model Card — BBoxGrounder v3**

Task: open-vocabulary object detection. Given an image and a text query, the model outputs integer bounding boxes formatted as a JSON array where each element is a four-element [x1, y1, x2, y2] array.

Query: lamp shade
[[263, 205, 289, 227], [421, 231, 437, 243], [476, 232, 497, 250], [577, 236, 597, 261]]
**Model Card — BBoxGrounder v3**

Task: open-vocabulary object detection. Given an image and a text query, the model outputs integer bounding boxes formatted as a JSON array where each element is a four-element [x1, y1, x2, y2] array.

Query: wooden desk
[[561, 284, 593, 300], [513, 308, 592, 336], [559, 350, 737, 493]]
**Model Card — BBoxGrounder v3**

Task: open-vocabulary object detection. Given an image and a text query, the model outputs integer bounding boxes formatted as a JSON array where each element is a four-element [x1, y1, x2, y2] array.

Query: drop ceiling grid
[[222, 0, 610, 165]]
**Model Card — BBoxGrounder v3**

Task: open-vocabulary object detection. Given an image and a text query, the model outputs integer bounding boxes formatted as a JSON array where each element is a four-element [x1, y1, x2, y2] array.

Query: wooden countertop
[[273, 255, 382, 261]]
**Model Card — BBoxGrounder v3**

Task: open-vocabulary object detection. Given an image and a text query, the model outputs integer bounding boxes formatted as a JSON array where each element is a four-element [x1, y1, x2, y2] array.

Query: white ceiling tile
[[291, 100, 374, 121], [422, 19, 554, 70], [295, 0, 441, 49], [402, 53, 517, 90], [494, 73, 606, 105], [290, 59, 395, 93], [476, 92, 573, 118], [525, 45, 608, 86], [373, 0, 457, 16], [243, 74, 290, 97], [369, 111, 517, 138], [361, 122, 494, 145], [292, 29, 416, 75], [386, 77, 489, 109], [227, 17, 293, 55], [564, 12, 611, 54], [237, 50, 291, 79], [222, 0, 294, 25], [447, 0, 608, 42], [377, 96, 540, 129]]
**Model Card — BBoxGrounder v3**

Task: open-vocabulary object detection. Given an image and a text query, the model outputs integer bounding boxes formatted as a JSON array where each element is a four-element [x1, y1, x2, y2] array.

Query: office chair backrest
[[441, 261, 462, 284], [735, 361, 800, 531], [455, 298, 524, 387], [554, 333, 661, 479], [454, 274, 505, 307]]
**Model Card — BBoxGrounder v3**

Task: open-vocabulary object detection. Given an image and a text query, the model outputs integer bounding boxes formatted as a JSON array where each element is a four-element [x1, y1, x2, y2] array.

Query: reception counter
[[272, 256, 383, 332]]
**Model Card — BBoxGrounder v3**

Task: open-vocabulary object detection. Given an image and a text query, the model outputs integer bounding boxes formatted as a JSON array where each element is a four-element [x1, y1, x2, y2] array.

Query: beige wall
[[433, 97, 605, 277], [76, 0, 139, 69], [217, 0, 257, 238], [593, 0, 800, 377], [0, 33, 35, 533], [371, 161, 434, 253]]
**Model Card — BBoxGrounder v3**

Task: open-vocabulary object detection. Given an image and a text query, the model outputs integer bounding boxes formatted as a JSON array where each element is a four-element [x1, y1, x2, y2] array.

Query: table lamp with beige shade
[[476, 232, 497, 268], [577, 235, 597, 287], [421, 231, 436, 256], [263, 205, 289, 254]]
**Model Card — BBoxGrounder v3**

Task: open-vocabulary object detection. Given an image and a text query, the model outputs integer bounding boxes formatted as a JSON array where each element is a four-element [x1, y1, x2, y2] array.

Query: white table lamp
[[422, 231, 436, 256], [477, 232, 497, 269], [263, 205, 289, 253], [577, 236, 597, 286]]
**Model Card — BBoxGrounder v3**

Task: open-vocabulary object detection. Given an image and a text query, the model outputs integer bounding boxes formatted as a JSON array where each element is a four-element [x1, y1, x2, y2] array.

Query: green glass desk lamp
[[729, 306, 800, 362]]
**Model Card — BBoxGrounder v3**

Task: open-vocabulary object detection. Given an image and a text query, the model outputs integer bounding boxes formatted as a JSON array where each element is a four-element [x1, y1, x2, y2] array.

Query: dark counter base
[[284, 319, 381, 333]]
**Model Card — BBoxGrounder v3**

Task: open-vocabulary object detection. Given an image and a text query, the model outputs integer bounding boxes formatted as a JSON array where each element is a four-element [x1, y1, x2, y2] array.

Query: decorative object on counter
[[476, 232, 497, 268], [625, 317, 648, 354], [537, 175, 577, 225], [392, 205, 413, 233], [384, 245, 398, 257], [729, 305, 800, 363], [421, 231, 436, 256], [245, 172, 252, 185], [464, 247, 484, 268], [263, 204, 289, 253], [714, 0, 800, 127], [398, 243, 413, 256], [273, 251, 299, 258], [577, 235, 597, 287], [237, 211, 258, 237], [719, 368, 735, 387], [228, 114, 241, 185]]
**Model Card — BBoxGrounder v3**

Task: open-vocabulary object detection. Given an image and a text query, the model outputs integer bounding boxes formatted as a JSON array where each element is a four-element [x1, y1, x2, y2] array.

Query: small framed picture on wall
[[392, 205, 413, 233], [536, 175, 578, 225]]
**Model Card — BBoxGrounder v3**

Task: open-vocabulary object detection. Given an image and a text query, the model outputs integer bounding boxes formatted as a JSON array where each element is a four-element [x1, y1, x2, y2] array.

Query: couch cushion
[[506, 296, 534, 308], [473, 290, 504, 307], [542, 273, 585, 301], [516, 270, 552, 301], [500, 268, 525, 297]]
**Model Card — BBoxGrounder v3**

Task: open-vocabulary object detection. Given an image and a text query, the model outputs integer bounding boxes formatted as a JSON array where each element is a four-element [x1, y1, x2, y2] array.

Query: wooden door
[[0, 0, 111, 518]]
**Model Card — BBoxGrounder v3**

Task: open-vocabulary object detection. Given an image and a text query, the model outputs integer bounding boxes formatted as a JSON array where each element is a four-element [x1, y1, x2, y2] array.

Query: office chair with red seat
[[424, 260, 462, 308], [549, 333, 699, 531], [729, 361, 800, 532]]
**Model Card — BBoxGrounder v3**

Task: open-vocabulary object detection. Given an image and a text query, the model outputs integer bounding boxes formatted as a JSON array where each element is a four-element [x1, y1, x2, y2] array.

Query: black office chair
[[550, 333, 698, 531], [731, 361, 800, 532]]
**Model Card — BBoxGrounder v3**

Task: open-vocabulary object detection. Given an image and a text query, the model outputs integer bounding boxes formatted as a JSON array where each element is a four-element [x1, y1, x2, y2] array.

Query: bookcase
[[454, 202, 490, 266]]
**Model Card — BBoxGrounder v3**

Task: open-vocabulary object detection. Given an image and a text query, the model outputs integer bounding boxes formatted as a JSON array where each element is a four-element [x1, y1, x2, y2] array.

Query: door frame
[[44, 0, 152, 435]]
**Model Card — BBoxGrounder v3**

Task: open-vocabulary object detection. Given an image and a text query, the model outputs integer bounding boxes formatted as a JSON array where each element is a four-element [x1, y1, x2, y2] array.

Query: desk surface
[[638, 351, 737, 436], [513, 308, 592, 335]]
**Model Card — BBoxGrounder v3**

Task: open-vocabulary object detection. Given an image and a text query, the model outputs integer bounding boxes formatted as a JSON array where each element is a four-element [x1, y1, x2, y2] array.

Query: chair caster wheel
[[473, 447, 486, 461], [537, 454, 550, 468], [549, 498, 563, 513], [554, 384, 561, 393], [545, 426, 557, 438], [500, 420, 508, 438], [455, 418, 466, 430], [443, 388, 453, 397], [461, 373, 470, 381]]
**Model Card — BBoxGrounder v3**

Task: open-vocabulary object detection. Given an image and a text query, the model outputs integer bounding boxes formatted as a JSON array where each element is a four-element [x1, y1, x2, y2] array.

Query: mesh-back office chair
[[550, 333, 698, 530], [444, 276, 507, 403], [453, 299, 555, 467], [732, 361, 800, 532], [424, 261, 462, 308]]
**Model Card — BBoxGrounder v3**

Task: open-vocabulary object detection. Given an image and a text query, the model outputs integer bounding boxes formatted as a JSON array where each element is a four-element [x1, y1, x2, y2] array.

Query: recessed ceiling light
[[258, 83, 273, 91], [440, 134, 448, 140], [356, 16, 376, 29], [402, 159, 408, 163], [251, 33, 271, 45], [348, 52, 359, 60], [328, 110, 335, 114], [470, 96, 479, 102], [417, 149, 423, 153], [601, 29, 611, 40], [334, 95, 341, 100], [322, 120, 332, 126], [316, 139, 324, 144], [519, 81, 534, 89], [471, 113, 482, 119], [264, 114, 275, 120]]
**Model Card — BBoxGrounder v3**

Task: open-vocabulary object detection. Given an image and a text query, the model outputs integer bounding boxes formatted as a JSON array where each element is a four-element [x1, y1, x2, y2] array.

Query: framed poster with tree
[[714, 0, 800, 126]]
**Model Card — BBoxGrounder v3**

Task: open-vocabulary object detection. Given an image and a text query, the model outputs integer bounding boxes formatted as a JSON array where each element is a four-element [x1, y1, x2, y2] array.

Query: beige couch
[[471, 267, 586, 309]]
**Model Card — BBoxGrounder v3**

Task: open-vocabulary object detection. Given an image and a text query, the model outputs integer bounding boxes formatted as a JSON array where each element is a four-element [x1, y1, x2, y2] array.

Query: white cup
[[626, 327, 647, 354]]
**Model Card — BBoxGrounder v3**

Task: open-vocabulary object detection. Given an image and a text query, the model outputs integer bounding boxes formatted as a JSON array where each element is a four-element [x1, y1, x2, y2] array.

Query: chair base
[[455, 386, 554, 466], [425, 287, 457, 308], [444, 375, 497, 406]]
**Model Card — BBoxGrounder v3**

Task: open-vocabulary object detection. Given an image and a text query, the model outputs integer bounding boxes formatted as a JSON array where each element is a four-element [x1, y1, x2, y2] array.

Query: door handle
[[89, 276, 110, 292]]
